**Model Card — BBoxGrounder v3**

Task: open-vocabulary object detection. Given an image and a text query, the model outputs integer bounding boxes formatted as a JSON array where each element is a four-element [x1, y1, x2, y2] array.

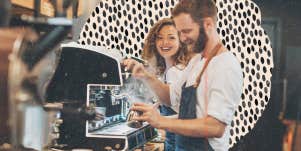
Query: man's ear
[[203, 17, 215, 34]]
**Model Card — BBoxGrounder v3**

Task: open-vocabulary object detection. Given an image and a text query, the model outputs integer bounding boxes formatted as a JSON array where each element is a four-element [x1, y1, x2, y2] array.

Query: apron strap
[[191, 43, 223, 150], [193, 43, 222, 88]]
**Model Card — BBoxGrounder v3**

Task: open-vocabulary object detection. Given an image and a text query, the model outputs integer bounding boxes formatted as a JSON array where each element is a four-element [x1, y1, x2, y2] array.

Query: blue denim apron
[[175, 83, 214, 151], [160, 105, 177, 151], [160, 72, 178, 151]]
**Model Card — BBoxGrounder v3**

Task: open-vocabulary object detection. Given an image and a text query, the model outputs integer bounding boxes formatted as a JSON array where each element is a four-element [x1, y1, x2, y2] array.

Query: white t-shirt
[[170, 51, 243, 151], [161, 64, 185, 113]]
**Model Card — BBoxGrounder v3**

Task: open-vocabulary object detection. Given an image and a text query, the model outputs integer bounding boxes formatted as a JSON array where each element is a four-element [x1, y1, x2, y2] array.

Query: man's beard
[[180, 37, 193, 52], [193, 26, 207, 53], [183, 39, 195, 46]]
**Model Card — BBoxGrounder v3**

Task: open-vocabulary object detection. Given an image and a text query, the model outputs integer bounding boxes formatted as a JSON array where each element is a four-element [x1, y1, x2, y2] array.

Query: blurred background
[[231, 0, 301, 150]]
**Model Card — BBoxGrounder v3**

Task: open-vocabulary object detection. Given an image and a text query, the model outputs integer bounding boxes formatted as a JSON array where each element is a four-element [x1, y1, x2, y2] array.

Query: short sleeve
[[165, 65, 184, 84], [169, 82, 181, 113], [207, 65, 243, 125], [165, 66, 185, 113]]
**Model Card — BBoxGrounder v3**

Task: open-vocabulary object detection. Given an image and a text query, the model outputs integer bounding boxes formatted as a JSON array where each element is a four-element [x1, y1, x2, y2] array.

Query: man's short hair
[[171, 0, 217, 25]]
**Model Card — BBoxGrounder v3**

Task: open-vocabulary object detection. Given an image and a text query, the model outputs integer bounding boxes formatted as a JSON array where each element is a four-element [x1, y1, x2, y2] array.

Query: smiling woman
[[142, 18, 189, 75], [156, 25, 180, 62], [122, 18, 191, 151]]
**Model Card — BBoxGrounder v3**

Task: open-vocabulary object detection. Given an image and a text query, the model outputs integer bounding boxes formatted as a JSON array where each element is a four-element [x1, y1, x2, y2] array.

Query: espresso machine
[[6, 0, 157, 149], [44, 42, 157, 151], [9, 40, 157, 151]]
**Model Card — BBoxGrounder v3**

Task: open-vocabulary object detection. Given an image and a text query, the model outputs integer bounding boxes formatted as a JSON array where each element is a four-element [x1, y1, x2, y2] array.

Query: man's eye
[[182, 30, 192, 34]]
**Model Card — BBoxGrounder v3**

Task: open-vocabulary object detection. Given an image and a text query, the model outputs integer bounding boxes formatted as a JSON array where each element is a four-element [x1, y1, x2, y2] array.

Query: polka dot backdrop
[[77, 0, 274, 148], [78, 0, 174, 58], [215, 0, 273, 147]]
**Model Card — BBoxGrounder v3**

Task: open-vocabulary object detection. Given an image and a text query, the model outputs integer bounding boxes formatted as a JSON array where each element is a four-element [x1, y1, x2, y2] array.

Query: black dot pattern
[[77, 0, 273, 148], [78, 0, 172, 58], [215, 0, 273, 147]]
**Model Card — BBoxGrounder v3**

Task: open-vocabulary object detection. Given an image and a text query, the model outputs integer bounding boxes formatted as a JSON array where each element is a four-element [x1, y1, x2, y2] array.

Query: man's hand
[[130, 102, 163, 128], [130, 102, 226, 138]]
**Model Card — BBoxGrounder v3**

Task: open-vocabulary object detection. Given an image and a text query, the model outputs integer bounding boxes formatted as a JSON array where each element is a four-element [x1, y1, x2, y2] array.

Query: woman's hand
[[123, 59, 172, 106], [130, 102, 163, 128], [122, 59, 152, 80]]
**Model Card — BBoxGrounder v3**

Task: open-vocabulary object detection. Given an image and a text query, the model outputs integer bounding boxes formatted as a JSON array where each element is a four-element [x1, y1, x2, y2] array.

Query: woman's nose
[[162, 39, 169, 45]]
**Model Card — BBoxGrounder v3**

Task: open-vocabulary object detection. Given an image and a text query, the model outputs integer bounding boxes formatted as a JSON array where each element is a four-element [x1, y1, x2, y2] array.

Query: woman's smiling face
[[155, 25, 180, 60]]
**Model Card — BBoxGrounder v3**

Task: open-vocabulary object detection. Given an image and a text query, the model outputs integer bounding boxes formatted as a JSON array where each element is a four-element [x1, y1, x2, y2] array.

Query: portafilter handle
[[126, 110, 143, 128]]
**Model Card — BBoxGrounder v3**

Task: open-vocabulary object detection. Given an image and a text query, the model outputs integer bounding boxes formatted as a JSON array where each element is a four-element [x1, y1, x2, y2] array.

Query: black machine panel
[[46, 44, 122, 102]]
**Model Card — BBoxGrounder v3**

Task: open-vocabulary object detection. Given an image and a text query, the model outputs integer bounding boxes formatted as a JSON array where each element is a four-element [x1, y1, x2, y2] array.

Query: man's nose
[[180, 34, 187, 42]]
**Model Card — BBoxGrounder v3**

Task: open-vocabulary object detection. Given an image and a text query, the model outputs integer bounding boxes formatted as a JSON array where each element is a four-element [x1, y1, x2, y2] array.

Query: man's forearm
[[158, 116, 226, 138]]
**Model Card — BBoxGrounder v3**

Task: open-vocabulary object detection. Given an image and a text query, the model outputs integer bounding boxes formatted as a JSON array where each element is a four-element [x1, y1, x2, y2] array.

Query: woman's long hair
[[142, 18, 189, 75]]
